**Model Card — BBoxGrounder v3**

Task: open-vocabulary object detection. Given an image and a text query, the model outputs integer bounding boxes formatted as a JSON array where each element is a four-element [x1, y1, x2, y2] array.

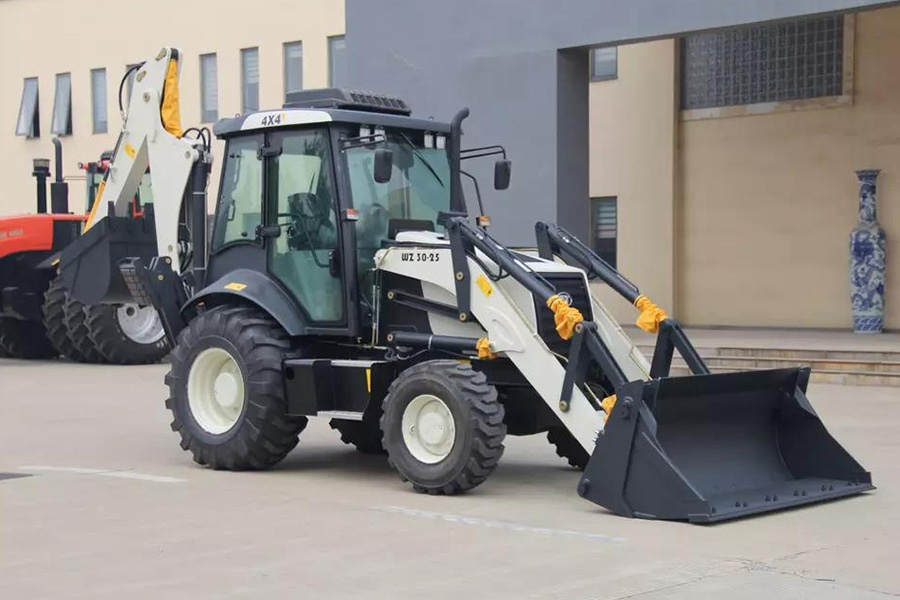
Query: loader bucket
[[578, 368, 873, 523], [58, 214, 158, 305]]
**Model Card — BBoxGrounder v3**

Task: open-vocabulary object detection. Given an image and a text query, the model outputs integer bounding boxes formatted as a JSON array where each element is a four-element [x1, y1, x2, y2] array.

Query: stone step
[[637, 344, 900, 363], [667, 364, 900, 387], [635, 345, 900, 387], [702, 355, 900, 374]]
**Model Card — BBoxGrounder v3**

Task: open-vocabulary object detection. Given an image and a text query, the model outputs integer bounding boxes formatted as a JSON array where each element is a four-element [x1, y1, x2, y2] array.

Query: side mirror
[[374, 148, 394, 183], [494, 159, 511, 190]]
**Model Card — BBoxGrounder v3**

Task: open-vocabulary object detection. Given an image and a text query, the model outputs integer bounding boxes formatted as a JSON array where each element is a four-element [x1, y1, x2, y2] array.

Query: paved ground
[[1, 359, 897, 599]]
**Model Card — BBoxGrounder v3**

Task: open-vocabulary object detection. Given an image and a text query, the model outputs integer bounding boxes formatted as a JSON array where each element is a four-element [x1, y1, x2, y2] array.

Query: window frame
[[681, 14, 855, 121], [590, 196, 617, 269], [590, 47, 618, 82], [211, 133, 266, 254], [15, 77, 40, 138], [328, 35, 347, 87], [283, 41, 303, 100], [199, 53, 219, 123], [90, 68, 108, 134], [51, 72, 73, 136], [241, 47, 260, 113], [265, 126, 347, 326]]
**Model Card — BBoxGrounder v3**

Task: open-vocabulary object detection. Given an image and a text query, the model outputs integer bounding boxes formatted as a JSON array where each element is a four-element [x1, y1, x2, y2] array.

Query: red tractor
[[0, 140, 168, 363]]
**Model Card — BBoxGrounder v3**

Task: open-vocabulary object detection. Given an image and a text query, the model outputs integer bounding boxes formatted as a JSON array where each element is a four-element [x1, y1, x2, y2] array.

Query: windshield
[[345, 130, 450, 250], [344, 127, 451, 322]]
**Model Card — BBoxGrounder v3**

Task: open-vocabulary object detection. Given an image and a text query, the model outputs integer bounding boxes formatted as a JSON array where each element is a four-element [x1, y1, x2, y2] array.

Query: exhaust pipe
[[50, 137, 69, 214]]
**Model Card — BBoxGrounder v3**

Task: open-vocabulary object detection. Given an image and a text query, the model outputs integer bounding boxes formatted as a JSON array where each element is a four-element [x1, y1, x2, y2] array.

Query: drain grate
[[0, 472, 32, 482]]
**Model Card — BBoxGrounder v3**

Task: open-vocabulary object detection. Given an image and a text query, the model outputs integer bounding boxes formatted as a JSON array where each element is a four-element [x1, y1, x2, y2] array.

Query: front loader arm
[[376, 235, 606, 454]]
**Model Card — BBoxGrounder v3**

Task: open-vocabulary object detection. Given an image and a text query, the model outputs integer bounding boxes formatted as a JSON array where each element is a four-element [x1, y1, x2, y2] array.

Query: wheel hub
[[213, 372, 241, 409], [116, 304, 166, 345], [187, 347, 246, 435], [401, 394, 456, 464]]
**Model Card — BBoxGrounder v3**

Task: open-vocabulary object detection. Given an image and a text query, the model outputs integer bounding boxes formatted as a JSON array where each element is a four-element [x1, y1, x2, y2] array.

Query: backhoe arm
[[83, 47, 204, 274]]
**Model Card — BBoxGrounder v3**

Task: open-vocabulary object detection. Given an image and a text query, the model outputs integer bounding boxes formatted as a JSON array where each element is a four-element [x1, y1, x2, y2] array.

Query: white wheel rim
[[117, 304, 165, 345], [401, 394, 456, 464], [187, 347, 245, 435]]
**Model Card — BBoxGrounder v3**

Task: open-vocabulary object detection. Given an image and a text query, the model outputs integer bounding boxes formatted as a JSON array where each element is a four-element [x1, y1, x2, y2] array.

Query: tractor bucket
[[58, 213, 157, 305], [578, 368, 873, 523]]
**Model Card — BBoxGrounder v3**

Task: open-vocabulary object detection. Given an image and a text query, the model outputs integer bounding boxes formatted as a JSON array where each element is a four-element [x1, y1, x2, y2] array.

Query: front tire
[[0, 317, 56, 359], [381, 360, 506, 495], [165, 305, 307, 470], [42, 278, 88, 362], [64, 297, 106, 363], [86, 303, 169, 365], [547, 427, 590, 470]]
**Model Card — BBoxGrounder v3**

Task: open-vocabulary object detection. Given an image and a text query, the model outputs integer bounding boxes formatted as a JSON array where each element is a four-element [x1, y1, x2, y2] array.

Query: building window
[[91, 68, 108, 134], [200, 53, 219, 123], [329, 35, 347, 87], [681, 15, 844, 110], [125, 63, 141, 106], [590, 47, 618, 81], [15, 77, 40, 138], [284, 41, 303, 99], [51, 73, 72, 136], [591, 197, 617, 268], [241, 47, 260, 113]]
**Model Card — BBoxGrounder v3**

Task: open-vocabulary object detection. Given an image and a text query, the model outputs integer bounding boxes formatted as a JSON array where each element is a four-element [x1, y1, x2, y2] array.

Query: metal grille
[[681, 16, 844, 110], [592, 197, 617, 269]]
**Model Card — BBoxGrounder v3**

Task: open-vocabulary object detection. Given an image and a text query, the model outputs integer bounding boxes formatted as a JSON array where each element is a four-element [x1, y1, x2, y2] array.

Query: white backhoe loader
[[59, 47, 873, 522]]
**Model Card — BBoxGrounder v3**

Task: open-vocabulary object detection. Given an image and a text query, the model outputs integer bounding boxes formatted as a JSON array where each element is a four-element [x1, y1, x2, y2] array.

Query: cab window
[[213, 135, 263, 249], [268, 129, 344, 323]]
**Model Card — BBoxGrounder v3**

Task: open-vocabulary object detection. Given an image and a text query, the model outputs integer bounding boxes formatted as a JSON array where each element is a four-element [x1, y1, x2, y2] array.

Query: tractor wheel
[[0, 317, 57, 359], [42, 278, 89, 362], [330, 418, 386, 454], [86, 303, 169, 365], [381, 360, 506, 495], [64, 297, 106, 363], [165, 305, 307, 470], [547, 427, 590, 470]]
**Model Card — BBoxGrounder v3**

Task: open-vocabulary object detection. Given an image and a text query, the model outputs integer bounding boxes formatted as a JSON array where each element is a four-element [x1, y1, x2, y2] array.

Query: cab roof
[[213, 88, 452, 138]]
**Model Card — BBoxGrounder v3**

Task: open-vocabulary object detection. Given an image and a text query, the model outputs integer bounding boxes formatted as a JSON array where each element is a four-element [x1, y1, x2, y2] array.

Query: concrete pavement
[[1, 359, 897, 599]]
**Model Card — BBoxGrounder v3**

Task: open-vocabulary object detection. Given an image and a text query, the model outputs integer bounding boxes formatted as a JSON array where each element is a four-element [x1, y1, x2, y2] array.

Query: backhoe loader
[[58, 47, 873, 522]]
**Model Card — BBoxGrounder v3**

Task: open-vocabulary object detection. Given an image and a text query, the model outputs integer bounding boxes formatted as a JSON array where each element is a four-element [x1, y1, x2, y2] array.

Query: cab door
[[265, 128, 346, 326]]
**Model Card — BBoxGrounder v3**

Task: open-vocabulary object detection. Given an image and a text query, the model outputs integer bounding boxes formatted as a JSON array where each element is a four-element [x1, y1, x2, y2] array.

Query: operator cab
[[209, 89, 454, 338]]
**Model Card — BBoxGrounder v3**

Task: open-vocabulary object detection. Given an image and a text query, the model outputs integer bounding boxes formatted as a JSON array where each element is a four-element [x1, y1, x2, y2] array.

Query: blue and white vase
[[849, 169, 886, 333]]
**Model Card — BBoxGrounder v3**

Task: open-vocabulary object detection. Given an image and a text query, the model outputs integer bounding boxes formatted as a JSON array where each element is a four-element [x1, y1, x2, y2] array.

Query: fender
[[185, 269, 309, 336]]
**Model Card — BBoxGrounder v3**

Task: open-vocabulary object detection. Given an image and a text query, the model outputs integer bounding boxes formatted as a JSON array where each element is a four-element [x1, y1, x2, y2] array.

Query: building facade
[[589, 7, 899, 329], [1, 0, 345, 216], [2, 0, 896, 330]]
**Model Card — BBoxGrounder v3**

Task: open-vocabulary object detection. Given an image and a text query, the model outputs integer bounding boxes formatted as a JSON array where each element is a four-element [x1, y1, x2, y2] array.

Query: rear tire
[[0, 317, 57, 359], [547, 427, 590, 470], [165, 305, 307, 470], [42, 278, 89, 362], [64, 297, 106, 363], [381, 360, 506, 495], [330, 419, 386, 454], [86, 303, 169, 365]]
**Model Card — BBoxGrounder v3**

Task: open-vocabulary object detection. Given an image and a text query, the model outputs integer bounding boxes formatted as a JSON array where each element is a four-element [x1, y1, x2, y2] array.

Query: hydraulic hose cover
[[634, 294, 668, 333], [476, 337, 497, 360], [161, 57, 183, 138], [601, 394, 617, 423], [546, 294, 584, 340]]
